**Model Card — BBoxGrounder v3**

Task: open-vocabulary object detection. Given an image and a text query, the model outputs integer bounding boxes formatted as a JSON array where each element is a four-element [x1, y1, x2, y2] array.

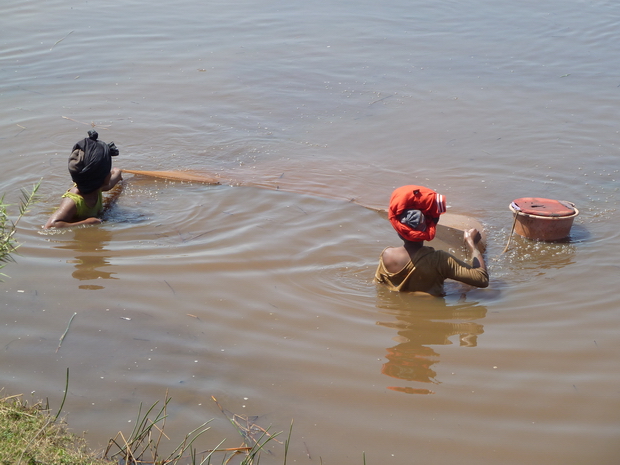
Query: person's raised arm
[[100, 168, 123, 192], [464, 228, 486, 272]]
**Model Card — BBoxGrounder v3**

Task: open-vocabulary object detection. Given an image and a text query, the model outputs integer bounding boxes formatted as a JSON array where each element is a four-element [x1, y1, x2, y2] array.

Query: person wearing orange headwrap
[[388, 185, 446, 242], [375, 185, 488, 296]]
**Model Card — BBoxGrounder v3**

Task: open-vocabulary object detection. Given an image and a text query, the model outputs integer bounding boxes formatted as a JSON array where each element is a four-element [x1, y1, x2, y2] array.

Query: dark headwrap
[[68, 130, 119, 194]]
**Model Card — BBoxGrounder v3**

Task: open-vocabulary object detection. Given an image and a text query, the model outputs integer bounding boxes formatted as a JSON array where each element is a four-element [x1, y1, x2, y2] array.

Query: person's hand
[[101, 168, 123, 191], [464, 228, 481, 249], [110, 167, 123, 183], [464, 228, 486, 271]]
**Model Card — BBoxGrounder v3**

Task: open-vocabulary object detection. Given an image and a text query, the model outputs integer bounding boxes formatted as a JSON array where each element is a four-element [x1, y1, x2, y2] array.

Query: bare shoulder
[[381, 246, 401, 262], [44, 196, 78, 229], [381, 246, 411, 273]]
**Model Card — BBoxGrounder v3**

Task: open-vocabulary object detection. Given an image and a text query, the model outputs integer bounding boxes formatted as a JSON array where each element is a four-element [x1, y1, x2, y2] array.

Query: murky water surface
[[1, 1, 619, 464]]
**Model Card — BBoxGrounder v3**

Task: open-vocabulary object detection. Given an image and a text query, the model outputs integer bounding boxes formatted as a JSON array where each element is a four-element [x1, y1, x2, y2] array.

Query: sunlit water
[[1, 0, 619, 464]]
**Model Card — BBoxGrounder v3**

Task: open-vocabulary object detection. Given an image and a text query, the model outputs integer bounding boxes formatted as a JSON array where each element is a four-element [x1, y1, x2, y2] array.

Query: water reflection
[[53, 227, 117, 290], [375, 289, 487, 395]]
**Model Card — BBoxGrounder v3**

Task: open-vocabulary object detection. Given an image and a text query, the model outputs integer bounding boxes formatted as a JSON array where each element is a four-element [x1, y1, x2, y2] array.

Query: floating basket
[[509, 197, 578, 241]]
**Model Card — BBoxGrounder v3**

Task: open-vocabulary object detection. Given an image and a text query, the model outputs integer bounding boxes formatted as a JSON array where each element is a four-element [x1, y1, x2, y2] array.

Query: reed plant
[[0, 180, 40, 279], [104, 392, 212, 464], [104, 392, 289, 465]]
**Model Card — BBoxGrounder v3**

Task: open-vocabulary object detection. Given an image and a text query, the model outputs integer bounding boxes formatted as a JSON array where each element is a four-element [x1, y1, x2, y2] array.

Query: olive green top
[[375, 246, 488, 296], [61, 190, 103, 220]]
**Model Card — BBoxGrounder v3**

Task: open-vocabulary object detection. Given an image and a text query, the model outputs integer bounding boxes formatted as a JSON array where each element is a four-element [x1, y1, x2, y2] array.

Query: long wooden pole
[[122, 169, 221, 185], [121, 168, 485, 249]]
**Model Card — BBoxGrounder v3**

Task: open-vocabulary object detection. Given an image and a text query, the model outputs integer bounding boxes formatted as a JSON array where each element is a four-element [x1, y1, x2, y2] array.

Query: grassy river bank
[[0, 391, 295, 465]]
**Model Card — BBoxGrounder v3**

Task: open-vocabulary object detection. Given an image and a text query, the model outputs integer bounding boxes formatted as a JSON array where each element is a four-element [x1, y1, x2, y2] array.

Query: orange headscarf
[[388, 185, 446, 242]]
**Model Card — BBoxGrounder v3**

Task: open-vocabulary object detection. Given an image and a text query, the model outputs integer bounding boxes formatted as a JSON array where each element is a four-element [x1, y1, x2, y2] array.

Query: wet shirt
[[61, 190, 103, 220], [375, 246, 488, 296]]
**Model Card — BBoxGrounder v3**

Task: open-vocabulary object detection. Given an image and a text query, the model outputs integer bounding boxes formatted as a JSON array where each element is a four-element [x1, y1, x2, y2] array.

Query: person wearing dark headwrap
[[375, 185, 488, 296], [45, 130, 122, 229]]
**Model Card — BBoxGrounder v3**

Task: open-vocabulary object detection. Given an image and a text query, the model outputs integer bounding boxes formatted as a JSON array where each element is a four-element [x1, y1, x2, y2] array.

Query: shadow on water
[[374, 288, 488, 395], [561, 224, 590, 244], [101, 180, 153, 224], [102, 205, 151, 224]]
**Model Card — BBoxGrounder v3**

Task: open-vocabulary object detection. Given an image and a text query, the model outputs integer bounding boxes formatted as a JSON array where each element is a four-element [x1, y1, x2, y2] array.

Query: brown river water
[[2, 0, 619, 464]]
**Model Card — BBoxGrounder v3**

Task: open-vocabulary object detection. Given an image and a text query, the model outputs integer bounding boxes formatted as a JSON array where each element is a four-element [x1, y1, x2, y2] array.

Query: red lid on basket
[[511, 198, 576, 217]]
